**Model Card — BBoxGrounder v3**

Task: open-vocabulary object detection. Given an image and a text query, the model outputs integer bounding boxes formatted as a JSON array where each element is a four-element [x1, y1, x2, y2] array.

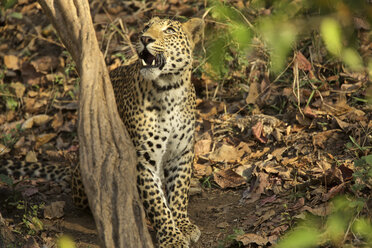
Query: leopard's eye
[[142, 25, 150, 33], [165, 27, 176, 34]]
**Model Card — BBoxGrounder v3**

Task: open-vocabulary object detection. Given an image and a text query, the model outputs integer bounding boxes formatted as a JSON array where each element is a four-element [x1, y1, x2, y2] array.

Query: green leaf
[[9, 12, 23, 19], [57, 235, 76, 248], [363, 155, 372, 165], [6, 97, 18, 110], [276, 227, 320, 248], [353, 218, 372, 245], [229, 22, 251, 50], [320, 18, 342, 56], [0, 174, 13, 186], [259, 18, 297, 73], [326, 214, 348, 241], [342, 48, 363, 71], [2, 0, 17, 9]]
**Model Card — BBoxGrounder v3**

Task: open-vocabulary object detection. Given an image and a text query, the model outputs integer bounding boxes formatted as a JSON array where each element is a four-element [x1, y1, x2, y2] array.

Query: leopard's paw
[[158, 234, 189, 248], [178, 220, 201, 243], [158, 227, 190, 248]]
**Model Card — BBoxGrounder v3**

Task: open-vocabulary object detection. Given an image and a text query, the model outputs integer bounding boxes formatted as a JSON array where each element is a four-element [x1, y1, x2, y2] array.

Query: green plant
[[0, 84, 18, 110], [17, 201, 44, 235], [206, 0, 372, 83], [200, 175, 213, 188], [276, 195, 370, 248], [57, 235, 76, 248], [1, 124, 23, 148], [352, 155, 372, 192]]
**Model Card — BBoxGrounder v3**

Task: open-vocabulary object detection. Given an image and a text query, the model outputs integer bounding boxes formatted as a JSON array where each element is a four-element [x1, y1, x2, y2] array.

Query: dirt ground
[[0, 182, 254, 247], [63, 189, 252, 248]]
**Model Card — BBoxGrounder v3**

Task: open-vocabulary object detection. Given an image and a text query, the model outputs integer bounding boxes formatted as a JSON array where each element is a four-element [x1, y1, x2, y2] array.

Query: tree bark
[[37, 1, 153, 247]]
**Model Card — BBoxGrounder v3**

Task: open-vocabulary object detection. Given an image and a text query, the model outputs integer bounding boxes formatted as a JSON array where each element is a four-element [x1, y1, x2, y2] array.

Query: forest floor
[[0, 0, 371, 248]]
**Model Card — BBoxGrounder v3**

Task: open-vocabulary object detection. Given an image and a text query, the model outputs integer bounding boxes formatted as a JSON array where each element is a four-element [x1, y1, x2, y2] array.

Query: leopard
[[0, 17, 204, 248]]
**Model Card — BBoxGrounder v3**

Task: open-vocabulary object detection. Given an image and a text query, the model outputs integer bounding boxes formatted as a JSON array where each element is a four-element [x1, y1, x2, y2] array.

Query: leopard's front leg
[[164, 147, 201, 243], [136, 160, 189, 247]]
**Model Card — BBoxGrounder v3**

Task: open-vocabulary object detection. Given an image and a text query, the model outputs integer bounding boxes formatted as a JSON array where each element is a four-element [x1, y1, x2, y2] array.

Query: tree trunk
[[37, 1, 154, 247]]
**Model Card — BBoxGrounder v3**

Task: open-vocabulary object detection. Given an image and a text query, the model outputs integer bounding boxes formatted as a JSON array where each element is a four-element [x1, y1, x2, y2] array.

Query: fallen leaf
[[340, 82, 363, 93], [246, 81, 260, 104], [22, 187, 39, 197], [249, 147, 270, 159], [303, 105, 317, 119], [10, 82, 26, 98], [25, 151, 37, 163], [194, 139, 211, 156], [281, 156, 298, 166], [271, 147, 287, 160], [28, 90, 38, 97], [236, 233, 269, 246], [13, 136, 25, 149], [214, 168, 246, 189], [296, 51, 312, 71], [338, 163, 354, 181], [193, 162, 212, 178], [4, 55, 20, 70], [259, 195, 277, 206], [51, 112, 64, 130], [216, 222, 230, 229], [322, 183, 345, 201], [31, 56, 60, 74], [296, 112, 312, 126], [312, 130, 339, 149], [0, 144, 11, 155], [333, 116, 351, 131], [301, 204, 331, 217], [291, 197, 305, 210], [44, 201, 65, 219], [353, 17, 370, 30], [263, 162, 292, 179], [254, 209, 275, 226], [21, 62, 45, 85], [235, 163, 254, 181], [197, 100, 222, 119], [241, 172, 269, 204], [35, 133, 57, 149], [252, 121, 268, 143], [22, 114, 51, 129], [209, 144, 242, 162], [236, 142, 252, 155]]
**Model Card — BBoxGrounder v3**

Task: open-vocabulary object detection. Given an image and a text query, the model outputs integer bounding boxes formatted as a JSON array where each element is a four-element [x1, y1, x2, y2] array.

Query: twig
[[292, 52, 304, 117]]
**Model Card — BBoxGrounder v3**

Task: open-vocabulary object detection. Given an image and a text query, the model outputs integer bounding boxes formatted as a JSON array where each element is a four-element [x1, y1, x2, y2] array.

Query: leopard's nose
[[141, 36, 155, 46]]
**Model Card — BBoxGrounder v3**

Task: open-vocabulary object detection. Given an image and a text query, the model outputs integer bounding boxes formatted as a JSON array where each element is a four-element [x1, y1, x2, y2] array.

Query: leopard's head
[[137, 17, 204, 80]]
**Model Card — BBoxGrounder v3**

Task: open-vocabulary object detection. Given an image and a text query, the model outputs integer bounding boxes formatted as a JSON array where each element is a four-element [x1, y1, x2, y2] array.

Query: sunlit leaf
[[326, 214, 347, 242], [57, 235, 76, 248], [6, 97, 18, 110], [342, 48, 363, 71], [368, 59, 372, 79], [210, 1, 237, 22], [229, 22, 251, 50], [9, 12, 23, 19], [207, 35, 227, 76], [276, 227, 320, 248], [259, 18, 297, 73], [320, 18, 342, 56]]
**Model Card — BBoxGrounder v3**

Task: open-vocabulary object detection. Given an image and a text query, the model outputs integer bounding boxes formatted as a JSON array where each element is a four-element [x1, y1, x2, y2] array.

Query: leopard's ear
[[182, 18, 204, 48]]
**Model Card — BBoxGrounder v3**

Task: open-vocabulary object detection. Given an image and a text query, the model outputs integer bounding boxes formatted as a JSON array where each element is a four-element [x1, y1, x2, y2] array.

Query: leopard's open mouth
[[139, 49, 165, 70]]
